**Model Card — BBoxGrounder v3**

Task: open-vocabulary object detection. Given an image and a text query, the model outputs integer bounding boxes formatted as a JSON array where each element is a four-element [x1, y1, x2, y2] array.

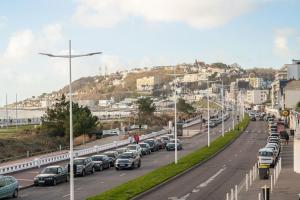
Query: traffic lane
[[13, 116, 233, 188], [18, 118, 234, 200], [137, 121, 268, 200]]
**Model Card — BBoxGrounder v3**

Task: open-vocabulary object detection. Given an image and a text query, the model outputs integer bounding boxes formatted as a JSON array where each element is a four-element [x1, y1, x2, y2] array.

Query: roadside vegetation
[[87, 115, 250, 200]]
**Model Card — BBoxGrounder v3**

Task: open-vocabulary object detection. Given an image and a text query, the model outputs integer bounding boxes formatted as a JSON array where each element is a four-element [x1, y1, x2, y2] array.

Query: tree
[[41, 95, 99, 138], [136, 97, 156, 123], [177, 98, 195, 115]]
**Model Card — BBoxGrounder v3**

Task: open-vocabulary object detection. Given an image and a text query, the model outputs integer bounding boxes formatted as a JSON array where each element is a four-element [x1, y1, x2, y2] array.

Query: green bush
[[87, 115, 250, 200]]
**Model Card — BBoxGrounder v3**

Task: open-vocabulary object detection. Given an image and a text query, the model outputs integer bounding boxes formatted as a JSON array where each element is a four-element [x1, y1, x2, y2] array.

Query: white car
[[265, 143, 279, 158], [126, 144, 142, 156], [258, 148, 276, 167]]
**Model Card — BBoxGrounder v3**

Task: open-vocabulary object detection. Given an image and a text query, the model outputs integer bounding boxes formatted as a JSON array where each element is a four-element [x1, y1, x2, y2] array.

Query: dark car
[[139, 142, 151, 155], [103, 151, 119, 166], [34, 166, 68, 186], [115, 152, 141, 170], [72, 157, 95, 176], [155, 138, 165, 149], [115, 147, 128, 155], [166, 142, 183, 151], [91, 155, 111, 170], [144, 139, 159, 152], [0, 176, 19, 199], [251, 116, 256, 121], [160, 135, 170, 145]]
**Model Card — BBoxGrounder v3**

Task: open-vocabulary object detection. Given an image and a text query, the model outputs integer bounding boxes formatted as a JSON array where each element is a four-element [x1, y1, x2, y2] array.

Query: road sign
[[281, 110, 290, 117]]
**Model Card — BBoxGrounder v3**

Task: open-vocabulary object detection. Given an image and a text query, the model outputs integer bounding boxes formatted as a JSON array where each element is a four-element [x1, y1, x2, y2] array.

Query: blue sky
[[0, 0, 300, 104]]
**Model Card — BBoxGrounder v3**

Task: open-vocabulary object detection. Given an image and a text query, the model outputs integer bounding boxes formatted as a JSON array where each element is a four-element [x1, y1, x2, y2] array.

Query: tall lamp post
[[39, 40, 102, 200]]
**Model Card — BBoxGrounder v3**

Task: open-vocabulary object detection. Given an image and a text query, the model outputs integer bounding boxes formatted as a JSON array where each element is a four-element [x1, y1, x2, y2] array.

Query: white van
[[258, 148, 275, 167]]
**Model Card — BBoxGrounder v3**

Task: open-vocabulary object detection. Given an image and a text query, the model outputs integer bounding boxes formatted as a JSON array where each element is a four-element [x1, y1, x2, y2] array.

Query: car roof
[[92, 154, 106, 157], [104, 151, 117, 154], [259, 148, 273, 152], [46, 165, 61, 168]]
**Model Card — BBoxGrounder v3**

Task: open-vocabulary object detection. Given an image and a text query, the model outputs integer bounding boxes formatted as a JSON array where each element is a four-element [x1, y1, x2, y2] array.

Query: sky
[[0, 0, 300, 104]]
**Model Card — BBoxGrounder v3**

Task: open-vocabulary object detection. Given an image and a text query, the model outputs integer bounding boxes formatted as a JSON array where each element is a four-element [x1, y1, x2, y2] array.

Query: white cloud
[[273, 28, 295, 56], [73, 0, 260, 29]]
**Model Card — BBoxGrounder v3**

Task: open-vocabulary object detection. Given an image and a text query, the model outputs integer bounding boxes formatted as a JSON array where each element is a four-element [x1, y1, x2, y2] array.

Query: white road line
[[168, 193, 191, 200], [62, 194, 70, 198], [120, 173, 126, 177], [194, 166, 226, 189]]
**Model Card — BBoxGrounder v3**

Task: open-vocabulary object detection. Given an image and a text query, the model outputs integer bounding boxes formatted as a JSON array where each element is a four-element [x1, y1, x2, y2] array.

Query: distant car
[[160, 135, 170, 145], [115, 152, 141, 170], [72, 157, 95, 176], [0, 175, 19, 199], [34, 166, 68, 186], [103, 151, 119, 166], [166, 142, 183, 151], [91, 155, 112, 170], [144, 139, 159, 152], [139, 142, 151, 155], [115, 147, 128, 155], [127, 144, 142, 156], [251, 116, 256, 121], [155, 138, 165, 149]]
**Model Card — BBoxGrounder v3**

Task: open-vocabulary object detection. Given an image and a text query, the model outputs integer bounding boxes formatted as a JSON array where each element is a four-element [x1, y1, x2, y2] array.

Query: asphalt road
[[15, 118, 234, 200], [136, 121, 268, 200]]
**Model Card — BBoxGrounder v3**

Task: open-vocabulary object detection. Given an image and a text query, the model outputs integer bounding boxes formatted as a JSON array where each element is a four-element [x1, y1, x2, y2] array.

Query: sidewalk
[[238, 137, 300, 200]]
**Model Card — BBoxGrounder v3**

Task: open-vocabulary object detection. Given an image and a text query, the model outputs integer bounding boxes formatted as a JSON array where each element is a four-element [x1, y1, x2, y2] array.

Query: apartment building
[[136, 76, 160, 91]]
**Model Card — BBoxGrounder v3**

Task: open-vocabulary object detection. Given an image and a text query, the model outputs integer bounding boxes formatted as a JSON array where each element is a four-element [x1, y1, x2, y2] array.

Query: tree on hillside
[[177, 98, 195, 115], [211, 63, 228, 69], [136, 97, 156, 124], [41, 95, 99, 138]]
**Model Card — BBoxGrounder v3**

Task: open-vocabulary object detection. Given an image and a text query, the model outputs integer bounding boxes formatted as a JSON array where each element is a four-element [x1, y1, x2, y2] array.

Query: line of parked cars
[[258, 116, 282, 167], [206, 113, 230, 128], [31, 133, 183, 187]]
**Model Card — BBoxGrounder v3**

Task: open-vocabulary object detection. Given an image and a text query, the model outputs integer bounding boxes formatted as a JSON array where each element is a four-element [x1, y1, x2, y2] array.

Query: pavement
[[238, 135, 300, 200], [135, 121, 268, 200], [15, 118, 234, 200]]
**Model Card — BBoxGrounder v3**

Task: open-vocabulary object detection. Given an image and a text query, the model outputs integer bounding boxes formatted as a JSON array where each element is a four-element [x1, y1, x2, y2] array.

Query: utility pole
[[16, 94, 18, 130]]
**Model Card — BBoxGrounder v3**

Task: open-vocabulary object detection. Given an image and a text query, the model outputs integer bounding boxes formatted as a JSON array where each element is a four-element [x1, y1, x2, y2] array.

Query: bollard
[[258, 192, 261, 200], [262, 185, 270, 200], [235, 185, 238, 200], [226, 193, 229, 200], [250, 170, 252, 186], [253, 166, 256, 181], [59, 145, 62, 151], [274, 168, 276, 185], [231, 188, 234, 200], [27, 151, 30, 157], [246, 174, 249, 191], [270, 175, 273, 193]]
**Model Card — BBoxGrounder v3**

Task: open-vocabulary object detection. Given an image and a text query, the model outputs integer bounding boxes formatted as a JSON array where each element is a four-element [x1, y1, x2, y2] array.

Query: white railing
[[0, 129, 168, 175]]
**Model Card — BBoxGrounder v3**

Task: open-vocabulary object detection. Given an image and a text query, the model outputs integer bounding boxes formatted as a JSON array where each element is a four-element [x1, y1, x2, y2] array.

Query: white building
[[286, 59, 300, 80], [245, 90, 269, 105], [136, 76, 160, 91], [283, 80, 300, 109]]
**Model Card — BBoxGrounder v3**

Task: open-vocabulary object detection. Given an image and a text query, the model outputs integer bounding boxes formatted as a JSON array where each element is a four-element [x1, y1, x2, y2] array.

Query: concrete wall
[[284, 90, 300, 109]]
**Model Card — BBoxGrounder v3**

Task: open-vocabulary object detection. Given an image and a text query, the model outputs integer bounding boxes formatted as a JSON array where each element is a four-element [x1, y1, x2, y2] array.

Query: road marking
[[16, 178, 33, 181], [120, 173, 126, 177], [193, 166, 226, 190], [19, 194, 29, 197], [168, 193, 191, 200], [62, 194, 70, 198]]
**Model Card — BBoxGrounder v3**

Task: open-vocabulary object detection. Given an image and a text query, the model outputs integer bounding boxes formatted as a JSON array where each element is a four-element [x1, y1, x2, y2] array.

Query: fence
[[0, 129, 168, 175]]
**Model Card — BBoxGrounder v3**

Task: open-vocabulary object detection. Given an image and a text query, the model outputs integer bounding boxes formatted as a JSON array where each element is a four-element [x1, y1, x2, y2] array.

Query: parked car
[[34, 165, 68, 186], [0, 176, 19, 199], [160, 135, 170, 145], [155, 138, 165, 149], [72, 157, 95, 176], [115, 152, 141, 170], [258, 148, 275, 167], [144, 139, 159, 152], [103, 151, 119, 166], [91, 155, 112, 170], [126, 144, 142, 156], [115, 147, 128, 155], [139, 142, 151, 155], [166, 142, 183, 151]]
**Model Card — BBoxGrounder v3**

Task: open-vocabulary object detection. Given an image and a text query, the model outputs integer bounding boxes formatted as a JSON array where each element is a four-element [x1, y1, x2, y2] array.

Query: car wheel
[[65, 176, 69, 182], [115, 167, 119, 171], [131, 163, 135, 169], [52, 179, 57, 186], [12, 189, 18, 198], [138, 160, 141, 168], [82, 170, 86, 177]]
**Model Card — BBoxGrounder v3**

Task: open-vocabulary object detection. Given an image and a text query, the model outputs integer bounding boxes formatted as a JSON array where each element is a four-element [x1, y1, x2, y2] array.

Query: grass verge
[[87, 115, 250, 200]]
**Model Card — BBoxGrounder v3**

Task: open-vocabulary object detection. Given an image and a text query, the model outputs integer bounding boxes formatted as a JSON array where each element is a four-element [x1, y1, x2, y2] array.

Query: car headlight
[[34, 177, 38, 180]]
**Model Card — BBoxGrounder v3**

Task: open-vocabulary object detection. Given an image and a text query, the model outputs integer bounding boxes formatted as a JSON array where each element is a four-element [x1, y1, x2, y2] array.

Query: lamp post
[[39, 40, 102, 200]]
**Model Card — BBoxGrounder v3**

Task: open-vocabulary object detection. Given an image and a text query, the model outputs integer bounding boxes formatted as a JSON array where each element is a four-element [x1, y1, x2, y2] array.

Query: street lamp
[[39, 40, 102, 200]]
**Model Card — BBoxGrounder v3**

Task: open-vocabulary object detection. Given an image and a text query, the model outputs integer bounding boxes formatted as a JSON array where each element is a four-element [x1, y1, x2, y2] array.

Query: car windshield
[[139, 144, 147, 148], [145, 141, 154, 145], [127, 146, 136, 150], [91, 156, 104, 161], [41, 167, 58, 174], [118, 153, 133, 159], [74, 159, 85, 165], [259, 151, 273, 156]]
